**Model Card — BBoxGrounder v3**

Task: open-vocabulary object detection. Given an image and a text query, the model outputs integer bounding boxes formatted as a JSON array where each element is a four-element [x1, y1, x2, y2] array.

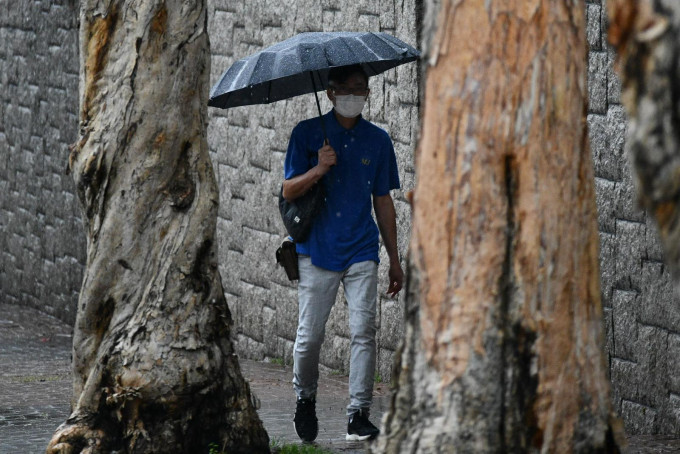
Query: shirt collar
[[325, 109, 365, 135]]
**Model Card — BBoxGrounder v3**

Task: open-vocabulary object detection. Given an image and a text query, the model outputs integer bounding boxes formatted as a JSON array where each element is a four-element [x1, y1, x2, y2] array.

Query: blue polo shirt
[[284, 110, 400, 271]]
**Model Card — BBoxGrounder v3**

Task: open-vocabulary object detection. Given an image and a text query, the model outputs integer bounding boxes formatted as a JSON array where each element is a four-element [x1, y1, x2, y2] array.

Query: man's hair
[[327, 64, 369, 86]]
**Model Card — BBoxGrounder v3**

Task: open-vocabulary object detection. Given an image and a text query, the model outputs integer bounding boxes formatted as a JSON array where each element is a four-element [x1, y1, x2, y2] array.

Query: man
[[282, 64, 404, 442]]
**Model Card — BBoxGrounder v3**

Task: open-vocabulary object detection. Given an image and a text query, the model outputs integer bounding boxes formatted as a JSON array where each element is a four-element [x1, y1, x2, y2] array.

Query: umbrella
[[208, 32, 420, 137]]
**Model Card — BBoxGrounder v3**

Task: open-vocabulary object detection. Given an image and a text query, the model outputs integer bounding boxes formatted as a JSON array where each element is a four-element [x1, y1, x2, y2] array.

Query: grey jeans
[[293, 256, 378, 415]]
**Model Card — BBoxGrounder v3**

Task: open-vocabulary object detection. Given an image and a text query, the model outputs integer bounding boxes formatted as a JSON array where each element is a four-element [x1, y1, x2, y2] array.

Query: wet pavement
[[1, 303, 679, 453]]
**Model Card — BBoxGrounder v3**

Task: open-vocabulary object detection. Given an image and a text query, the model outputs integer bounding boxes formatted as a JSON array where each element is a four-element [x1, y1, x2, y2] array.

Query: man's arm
[[373, 193, 404, 297], [282, 143, 336, 201]]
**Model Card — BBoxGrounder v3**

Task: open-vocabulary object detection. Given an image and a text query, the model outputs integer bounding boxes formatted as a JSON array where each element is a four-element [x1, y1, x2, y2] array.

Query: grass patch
[[270, 439, 336, 454], [269, 357, 286, 366], [209, 440, 336, 454]]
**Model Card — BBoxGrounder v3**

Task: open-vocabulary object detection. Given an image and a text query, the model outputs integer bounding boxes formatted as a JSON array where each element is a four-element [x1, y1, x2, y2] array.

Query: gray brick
[[612, 289, 638, 360], [659, 393, 680, 435], [263, 305, 277, 356], [615, 159, 646, 224], [603, 306, 614, 361], [600, 0, 609, 44], [621, 399, 658, 435], [211, 11, 237, 57], [293, 1, 323, 33], [326, 291, 350, 341], [607, 104, 628, 176], [377, 346, 395, 384], [639, 261, 679, 331], [272, 284, 298, 342], [380, 0, 396, 29], [281, 338, 295, 365], [234, 333, 266, 360], [588, 51, 608, 114], [588, 114, 616, 180], [614, 219, 645, 291], [595, 176, 616, 234], [586, 3, 602, 51], [379, 298, 403, 351], [636, 324, 671, 410], [667, 335, 680, 397], [645, 218, 666, 262], [607, 46, 623, 105], [320, 334, 351, 374], [232, 287, 268, 336], [611, 357, 640, 410]]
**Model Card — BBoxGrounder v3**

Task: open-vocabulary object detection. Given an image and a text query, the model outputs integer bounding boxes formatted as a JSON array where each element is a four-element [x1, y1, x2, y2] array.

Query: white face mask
[[333, 94, 366, 118]]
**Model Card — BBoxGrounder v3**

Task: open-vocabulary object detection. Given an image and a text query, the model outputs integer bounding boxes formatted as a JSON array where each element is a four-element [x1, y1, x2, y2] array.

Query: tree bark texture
[[47, 1, 269, 453], [607, 0, 680, 279], [377, 1, 623, 452]]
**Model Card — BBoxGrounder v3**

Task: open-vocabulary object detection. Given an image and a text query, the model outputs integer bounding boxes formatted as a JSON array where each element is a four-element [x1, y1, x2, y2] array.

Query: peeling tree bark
[[607, 0, 680, 279], [377, 1, 623, 452], [47, 1, 269, 453]]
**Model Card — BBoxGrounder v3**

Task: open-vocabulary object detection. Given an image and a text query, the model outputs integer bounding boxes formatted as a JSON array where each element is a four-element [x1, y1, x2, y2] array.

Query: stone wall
[[206, 0, 421, 382], [1, 0, 679, 435], [587, 0, 680, 435], [0, 0, 84, 323]]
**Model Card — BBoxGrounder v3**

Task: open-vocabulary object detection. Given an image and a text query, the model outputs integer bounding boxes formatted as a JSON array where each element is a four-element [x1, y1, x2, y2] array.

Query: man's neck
[[334, 110, 359, 130]]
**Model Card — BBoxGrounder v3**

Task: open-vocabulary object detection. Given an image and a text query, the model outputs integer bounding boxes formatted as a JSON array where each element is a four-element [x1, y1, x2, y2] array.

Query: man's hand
[[317, 143, 337, 173], [373, 193, 403, 298], [387, 261, 404, 298], [282, 142, 335, 200]]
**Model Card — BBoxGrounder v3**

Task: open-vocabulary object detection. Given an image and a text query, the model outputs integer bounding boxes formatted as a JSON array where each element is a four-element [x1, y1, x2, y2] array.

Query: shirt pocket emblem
[[361, 158, 371, 166]]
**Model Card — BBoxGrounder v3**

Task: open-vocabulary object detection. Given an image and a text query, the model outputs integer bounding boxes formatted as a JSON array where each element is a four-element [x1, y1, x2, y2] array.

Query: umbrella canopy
[[208, 31, 420, 109]]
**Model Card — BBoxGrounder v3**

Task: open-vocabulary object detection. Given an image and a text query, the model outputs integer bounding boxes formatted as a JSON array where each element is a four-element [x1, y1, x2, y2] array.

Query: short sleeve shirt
[[284, 110, 400, 271]]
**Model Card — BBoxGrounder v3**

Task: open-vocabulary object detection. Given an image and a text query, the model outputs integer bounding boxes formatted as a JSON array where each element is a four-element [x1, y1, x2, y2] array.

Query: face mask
[[333, 94, 366, 118]]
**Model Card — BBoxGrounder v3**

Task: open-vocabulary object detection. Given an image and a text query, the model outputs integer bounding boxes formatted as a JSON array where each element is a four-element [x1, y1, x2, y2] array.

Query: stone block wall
[[0, 0, 84, 324], [206, 0, 422, 382], [1, 0, 680, 435], [587, 0, 680, 435]]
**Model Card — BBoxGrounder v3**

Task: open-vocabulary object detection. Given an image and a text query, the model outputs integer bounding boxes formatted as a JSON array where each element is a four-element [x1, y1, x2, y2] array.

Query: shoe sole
[[346, 433, 374, 441], [294, 422, 317, 443]]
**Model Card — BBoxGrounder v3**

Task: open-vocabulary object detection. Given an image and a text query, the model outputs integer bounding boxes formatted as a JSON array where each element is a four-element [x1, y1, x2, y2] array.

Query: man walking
[[281, 64, 404, 442]]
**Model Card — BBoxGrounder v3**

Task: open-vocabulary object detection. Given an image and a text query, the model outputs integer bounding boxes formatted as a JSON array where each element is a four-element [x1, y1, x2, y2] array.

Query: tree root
[[46, 418, 109, 454]]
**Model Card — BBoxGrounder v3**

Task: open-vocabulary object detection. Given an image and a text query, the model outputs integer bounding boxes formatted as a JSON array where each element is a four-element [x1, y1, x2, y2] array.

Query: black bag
[[276, 238, 299, 281], [278, 183, 324, 243]]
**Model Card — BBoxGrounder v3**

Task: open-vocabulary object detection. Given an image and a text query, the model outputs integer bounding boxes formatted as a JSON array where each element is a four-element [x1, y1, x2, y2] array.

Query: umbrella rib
[[374, 33, 403, 53], [339, 35, 371, 69], [357, 34, 384, 62], [229, 59, 251, 92]]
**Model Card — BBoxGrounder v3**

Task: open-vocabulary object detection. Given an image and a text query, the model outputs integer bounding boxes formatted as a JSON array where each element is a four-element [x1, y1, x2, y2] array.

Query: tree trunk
[[607, 0, 680, 279], [377, 1, 623, 452], [47, 1, 269, 453]]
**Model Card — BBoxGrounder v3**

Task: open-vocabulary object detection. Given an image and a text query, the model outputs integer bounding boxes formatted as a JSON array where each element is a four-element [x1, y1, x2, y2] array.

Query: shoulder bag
[[278, 182, 324, 243]]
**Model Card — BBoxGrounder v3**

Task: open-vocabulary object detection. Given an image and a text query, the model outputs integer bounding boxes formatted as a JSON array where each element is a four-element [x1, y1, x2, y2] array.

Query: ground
[[0, 303, 677, 453]]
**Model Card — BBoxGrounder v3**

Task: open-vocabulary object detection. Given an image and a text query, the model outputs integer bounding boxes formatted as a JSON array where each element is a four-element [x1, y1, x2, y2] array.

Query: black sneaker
[[346, 408, 379, 441], [294, 397, 318, 442]]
